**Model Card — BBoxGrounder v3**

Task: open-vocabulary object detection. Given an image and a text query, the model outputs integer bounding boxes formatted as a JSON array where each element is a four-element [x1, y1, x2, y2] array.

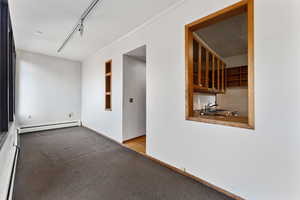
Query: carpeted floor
[[14, 127, 233, 200]]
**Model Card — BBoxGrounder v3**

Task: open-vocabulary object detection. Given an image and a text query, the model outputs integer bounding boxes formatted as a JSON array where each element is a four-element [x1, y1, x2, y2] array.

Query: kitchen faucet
[[204, 103, 218, 112]]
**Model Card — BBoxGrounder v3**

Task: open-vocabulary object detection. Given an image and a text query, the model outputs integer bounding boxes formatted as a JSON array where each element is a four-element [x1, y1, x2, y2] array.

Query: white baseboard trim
[[18, 121, 81, 134]]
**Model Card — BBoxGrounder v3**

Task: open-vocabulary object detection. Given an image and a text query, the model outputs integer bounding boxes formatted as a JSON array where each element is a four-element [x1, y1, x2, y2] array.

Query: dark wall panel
[[0, 3, 8, 132]]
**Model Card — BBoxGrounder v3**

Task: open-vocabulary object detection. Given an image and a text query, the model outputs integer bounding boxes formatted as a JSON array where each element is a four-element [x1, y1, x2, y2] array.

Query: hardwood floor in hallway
[[123, 135, 146, 154]]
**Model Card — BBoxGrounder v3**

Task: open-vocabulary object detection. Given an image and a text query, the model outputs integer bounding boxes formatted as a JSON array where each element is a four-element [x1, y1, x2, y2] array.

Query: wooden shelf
[[188, 116, 251, 129], [226, 66, 248, 88], [227, 78, 241, 81], [105, 60, 112, 111]]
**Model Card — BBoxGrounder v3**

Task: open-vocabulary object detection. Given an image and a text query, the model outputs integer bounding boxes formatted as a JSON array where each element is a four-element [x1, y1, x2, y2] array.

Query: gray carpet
[[14, 127, 233, 200]]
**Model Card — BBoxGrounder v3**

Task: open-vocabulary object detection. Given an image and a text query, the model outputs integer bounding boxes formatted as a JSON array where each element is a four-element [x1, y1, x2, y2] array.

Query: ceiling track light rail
[[57, 0, 104, 53]]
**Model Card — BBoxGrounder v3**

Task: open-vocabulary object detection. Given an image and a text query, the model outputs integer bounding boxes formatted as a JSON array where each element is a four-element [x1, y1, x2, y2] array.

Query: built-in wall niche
[[105, 60, 112, 111], [185, 0, 254, 129]]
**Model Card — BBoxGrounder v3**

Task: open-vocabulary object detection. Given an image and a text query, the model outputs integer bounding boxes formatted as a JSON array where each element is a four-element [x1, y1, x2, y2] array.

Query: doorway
[[122, 45, 147, 154]]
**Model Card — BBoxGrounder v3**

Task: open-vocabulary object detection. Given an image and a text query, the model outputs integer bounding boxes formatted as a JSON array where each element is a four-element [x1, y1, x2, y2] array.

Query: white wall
[[0, 123, 17, 200], [123, 55, 146, 141], [16, 50, 81, 127], [217, 87, 248, 116], [217, 53, 248, 116], [81, 0, 300, 199]]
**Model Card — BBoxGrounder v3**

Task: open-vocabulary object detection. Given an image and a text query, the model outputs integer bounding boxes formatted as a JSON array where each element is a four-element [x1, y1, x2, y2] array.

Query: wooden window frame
[[185, 0, 254, 129], [105, 60, 112, 111]]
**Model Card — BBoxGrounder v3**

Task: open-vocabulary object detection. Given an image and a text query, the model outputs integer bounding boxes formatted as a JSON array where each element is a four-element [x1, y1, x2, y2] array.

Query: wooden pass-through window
[[185, 0, 254, 129]]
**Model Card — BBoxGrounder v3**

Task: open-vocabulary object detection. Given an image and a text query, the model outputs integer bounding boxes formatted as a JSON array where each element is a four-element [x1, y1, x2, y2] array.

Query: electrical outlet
[[68, 113, 74, 118], [181, 167, 186, 172]]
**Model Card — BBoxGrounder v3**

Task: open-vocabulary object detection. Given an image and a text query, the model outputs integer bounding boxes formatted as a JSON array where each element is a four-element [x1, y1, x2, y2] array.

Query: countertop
[[190, 111, 249, 128]]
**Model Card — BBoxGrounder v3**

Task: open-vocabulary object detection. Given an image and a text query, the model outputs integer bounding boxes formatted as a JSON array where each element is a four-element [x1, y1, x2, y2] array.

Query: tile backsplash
[[193, 93, 216, 110]]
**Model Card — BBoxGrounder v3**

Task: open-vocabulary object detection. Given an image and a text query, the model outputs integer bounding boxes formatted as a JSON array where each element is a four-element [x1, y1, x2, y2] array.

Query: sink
[[199, 109, 239, 117]]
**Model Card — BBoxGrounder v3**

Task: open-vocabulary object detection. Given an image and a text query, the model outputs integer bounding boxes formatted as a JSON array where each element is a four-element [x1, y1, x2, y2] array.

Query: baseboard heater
[[18, 121, 81, 134]]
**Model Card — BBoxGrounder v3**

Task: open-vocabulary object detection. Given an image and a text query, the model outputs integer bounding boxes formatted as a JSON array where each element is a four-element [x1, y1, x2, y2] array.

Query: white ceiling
[[195, 13, 247, 58], [9, 0, 180, 61], [125, 45, 146, 62]]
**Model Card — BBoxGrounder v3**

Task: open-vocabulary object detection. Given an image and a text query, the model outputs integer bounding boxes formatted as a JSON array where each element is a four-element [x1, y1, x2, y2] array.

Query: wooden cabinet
[[192, 36, 226, 94], [185, 0, 254, 129]]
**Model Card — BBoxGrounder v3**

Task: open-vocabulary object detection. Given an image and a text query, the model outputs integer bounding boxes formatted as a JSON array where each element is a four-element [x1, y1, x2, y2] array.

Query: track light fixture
[[57, 0, 104, 53], [79, 20, 84, 37]]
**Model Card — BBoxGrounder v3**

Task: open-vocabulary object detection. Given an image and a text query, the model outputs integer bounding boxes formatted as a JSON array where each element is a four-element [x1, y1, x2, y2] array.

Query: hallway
[[124, 135, 146, 154], [14, 127, 232, 200]]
